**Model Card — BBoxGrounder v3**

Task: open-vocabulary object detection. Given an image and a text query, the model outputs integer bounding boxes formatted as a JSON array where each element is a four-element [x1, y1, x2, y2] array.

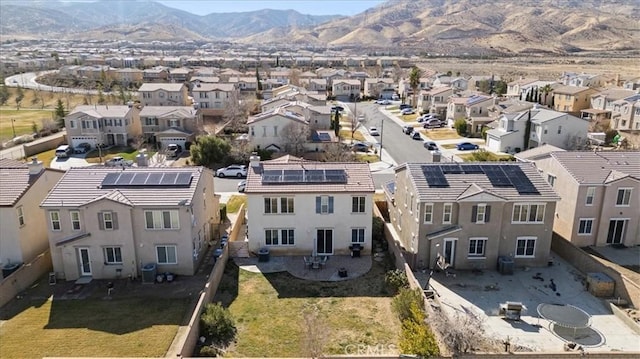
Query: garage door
[[159, 137, 186, 149], [71, 136, 98, 149], [486, 137, 500, 152]]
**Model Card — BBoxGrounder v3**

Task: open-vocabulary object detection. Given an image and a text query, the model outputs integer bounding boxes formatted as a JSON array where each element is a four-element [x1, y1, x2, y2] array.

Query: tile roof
[[191, 83, 236, 92], [41, 167, 207, 208], [551, 151, 640, 184], [247, 106, 308, 125], [399, 162, 559, 202], [68, 105, 132, 118], [139, 106, 196, 118], [245, 162, 374, 194], [0, 159, 31, 206], [553, 85, 592, 95], [138, 83, 185, 92], [514, 144, 565, 161]]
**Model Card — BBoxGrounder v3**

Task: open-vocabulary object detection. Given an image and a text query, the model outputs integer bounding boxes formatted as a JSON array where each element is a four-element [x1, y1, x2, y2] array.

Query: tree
[[200, 303, 236, 347], [223, 90, 249, 133], [434, 312, 486, 355], [540, 84, 553, 105], [331, 109, 341, 137], [281, 122, 309, 156], [409, 66, 421, 107], [0, 84, 10, 105], [494, 81, 507, 96], [322, 143, 356, 162], [523, 110, 532, 150], [255, 67, 262, 91], [477, 80, 491, 94], [14, 85, 24, 110], [190, 136, 231, 168], [97, 85, 105, 105], [453, 118, 467, 136], [289, 68, 301, 87], [54, 99, 67, 127]]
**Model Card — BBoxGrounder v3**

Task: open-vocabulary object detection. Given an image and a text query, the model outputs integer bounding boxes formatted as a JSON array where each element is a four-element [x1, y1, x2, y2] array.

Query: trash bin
[[258, 247, 270, 262], [338, 268, 348, 278], [141, 263, 157, 283], [213, 248, 223, 264], [498, 256, 514, 275], [349, 244, 362, 258], [2, 263, 22, 278]]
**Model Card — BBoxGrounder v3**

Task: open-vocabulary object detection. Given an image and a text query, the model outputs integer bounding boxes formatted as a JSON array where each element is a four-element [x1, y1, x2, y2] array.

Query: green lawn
[[0, 297, 188, 359], [399, 114, 418, 122], [226, 195, 247, 213], [339, 129, 366, 142], [0, 109, 55, 141], [356, 153, 381, 163], [34, 148, 57, 168], [214, 260, 400, 357]]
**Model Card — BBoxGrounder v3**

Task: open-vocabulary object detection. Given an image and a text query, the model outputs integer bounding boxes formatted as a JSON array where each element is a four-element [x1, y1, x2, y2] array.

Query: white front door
[[78, 248, 92, 276], [443, 238, 457, 267]]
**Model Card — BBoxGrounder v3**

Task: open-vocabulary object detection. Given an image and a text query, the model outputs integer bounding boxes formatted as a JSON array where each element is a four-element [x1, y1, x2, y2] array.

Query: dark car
[[351, 142, 369, 152], [331, 105, 344, 112], [423, 119, 445, 129], [411, 132, 422, 140], [456, 142, 480, 151], [423, 141, 439, 151], [403, 125, 414, 135], [74, 142, 92, 154], [399, 104, 412, 110]]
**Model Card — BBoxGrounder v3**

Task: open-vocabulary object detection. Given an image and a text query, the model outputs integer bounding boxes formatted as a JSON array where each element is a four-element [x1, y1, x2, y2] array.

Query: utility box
[[497, 256, 514, 275], [587, 272, 615, 297]]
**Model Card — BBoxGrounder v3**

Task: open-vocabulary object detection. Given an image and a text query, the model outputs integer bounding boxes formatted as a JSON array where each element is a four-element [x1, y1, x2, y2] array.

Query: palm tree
[[540, 84, 553, 105], [409, 66, 421, 107]]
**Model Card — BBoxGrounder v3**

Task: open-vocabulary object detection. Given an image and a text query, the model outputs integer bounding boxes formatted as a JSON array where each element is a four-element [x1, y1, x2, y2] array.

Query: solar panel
[[306, 170, 326, 182], [483, 165, 512, 187], [161, 172, 178, 185], [132, 172, 149, 185], [318, 133, 331, 141], [502, 166, 539, 194], [147, 172, 163, 185], [102, 173, 119, 186], [461, 164, 484, 174], [262, 175, 281, 183], [116, 172, 135, 186], [422, 165, 449, 187], [101, 171, 194, 187], [175, 172, 193, 186], [440, 164, 462, 174]]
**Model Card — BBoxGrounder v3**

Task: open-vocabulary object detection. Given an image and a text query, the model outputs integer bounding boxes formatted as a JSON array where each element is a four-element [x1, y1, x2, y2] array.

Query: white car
[[369, 127, 380, 136], [237, 180, 246, 192], [216, 164, 247, 178]]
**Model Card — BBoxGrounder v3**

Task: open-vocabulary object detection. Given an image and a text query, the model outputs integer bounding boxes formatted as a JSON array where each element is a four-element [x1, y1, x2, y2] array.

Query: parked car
[[74, 142, 91, 154], [357, 115, 366, 122], [399, 104, 412, 110], [237, 180, 246, 193], [369, 127, 380, 136], [166, 143, 182, 158], [375, 99, 391, 105], [401, 108, 416, 115], [55, 145, 72, 158], [351, 142, 370, 152], [456, 142, 480, 151], [423, 119, 445, 129], [403, 125, 414, 135], [331, 105, 344, 112], [216, 164, 247, 178], [411, 132, 422, 140], [105, 156, 134, 167], [423, 141, 439, 151], [417, 114, 438, 122]]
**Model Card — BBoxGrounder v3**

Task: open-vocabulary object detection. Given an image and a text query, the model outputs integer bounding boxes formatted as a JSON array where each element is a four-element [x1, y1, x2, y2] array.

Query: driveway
[[49, 156, 92, 170]]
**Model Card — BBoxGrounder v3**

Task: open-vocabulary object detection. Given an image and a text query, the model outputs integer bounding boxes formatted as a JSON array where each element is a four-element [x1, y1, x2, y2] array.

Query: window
[[468, 238, 487, 257], [352, 196, 366, 213], [281, 229, 295, 245], [424, 204, 433, 223], [265, 229, 279, 245], [547, 175, 556, 187], [70, 120, 76, 129], [516, 237, 536, 258], [70, 211, 81, 231], [557, 125, 562, 134], [104, 247, 122, 264], [316, 196, 334, 214], [443, 203, 452, 224], [103, 212, 113, 230], [17, 206, 24, 226], [264, 198, 278, 214], [616, 188, 632, 206], [280, 197, 294, 214], [49, 211, 61, 231], [585, 187, 595, 205], [145, 210, 179, 229], [578, 219, 594, 235], [352, 228, 365, 243], [512, 204, 545, 223], [475, 204, 487, 223], [156, 245, 177, 264]]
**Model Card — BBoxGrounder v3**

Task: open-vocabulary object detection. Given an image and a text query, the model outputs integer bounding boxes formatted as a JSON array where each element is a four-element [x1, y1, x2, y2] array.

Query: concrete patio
[[233, 254, 374, 281]]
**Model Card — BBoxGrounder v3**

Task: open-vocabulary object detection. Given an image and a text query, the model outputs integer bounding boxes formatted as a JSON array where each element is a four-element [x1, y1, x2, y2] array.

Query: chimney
[[249, 152, 261, 168], [27, 157, 44, 175]]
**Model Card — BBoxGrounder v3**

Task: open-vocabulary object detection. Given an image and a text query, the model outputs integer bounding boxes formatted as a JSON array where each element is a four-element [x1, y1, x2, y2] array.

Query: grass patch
[[225, 195, 247, 213], [458, 152, 514, 162], [387, 105, 399, 111], [356, 154, 380, 163], [440, 144, 458, 149], [216, 260, 399, 357], [421, 128, 461, 140], [0, 109, 54, 140], [84, 146, 153, 163], [0, 297, 188, 359], [34, 148, 57, 168], [339, 129, 366, 142], [399, 114, 418, 122], [373, 192, 386, 202]]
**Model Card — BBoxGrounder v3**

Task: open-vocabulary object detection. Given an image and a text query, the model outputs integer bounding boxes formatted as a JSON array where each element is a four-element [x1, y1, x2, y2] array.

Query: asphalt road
[[5, 71, 119, 95]]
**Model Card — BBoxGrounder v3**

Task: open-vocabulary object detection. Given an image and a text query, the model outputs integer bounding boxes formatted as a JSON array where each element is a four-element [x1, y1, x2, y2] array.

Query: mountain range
[[1, 0, 639, 55]]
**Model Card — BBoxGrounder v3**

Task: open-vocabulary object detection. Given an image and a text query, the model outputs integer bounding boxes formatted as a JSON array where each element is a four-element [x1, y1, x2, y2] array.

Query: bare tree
[[302, 304, 328, 359], [322, 143, 356, 162], [564, 134, 589, 150], [349, 105, 362, 144], [281, 122, 309, 156], [289, 69, 301, 87], [224, 90, 249, 133], [434, 311, 491, 354]]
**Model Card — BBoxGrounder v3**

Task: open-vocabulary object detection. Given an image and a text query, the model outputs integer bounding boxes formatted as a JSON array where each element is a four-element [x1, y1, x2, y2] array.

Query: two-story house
[[552, 86, 598, 116], [142, 67, 169, 83], [41, 167, 220, 281], [247, 106, 309, 152], [363, 78, 395, 99], [385, 162, 559, 270], [446, 95, 494, 134], [581, 88, 636, 123], [305, 78, 328, 93], [528, 151, 639, 247], [331, 79, 361, 101], [610, 94, 640, 132], [0, 158, 64, 278], [138, 83, 190, 107], [560, 72, 606, 88], [433, 76, 468, 91], [427, 87, 454, 118], [65, 105, 141, 148], [191, 82, 237, 118], [245, 158, 374, 256], [229, 76, 258, 92], [486, 107, 590, 153], [113, 68, 143, 86], [139, 106, 199, 149]]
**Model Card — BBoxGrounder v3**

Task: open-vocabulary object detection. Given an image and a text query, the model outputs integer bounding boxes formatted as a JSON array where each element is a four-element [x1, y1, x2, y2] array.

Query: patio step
[[229, 241, 250, 258]]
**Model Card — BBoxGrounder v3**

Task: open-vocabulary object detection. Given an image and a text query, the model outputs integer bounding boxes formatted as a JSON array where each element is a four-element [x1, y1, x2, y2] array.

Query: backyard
[[212, 258, 400, 357]]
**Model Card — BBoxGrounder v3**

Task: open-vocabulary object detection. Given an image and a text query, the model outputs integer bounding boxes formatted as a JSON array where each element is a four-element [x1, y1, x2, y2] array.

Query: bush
[[200, 302, 237, 345], [392, 287, 425, 322], [372, 216, 385, 244], [399, 304, 440, 357], [219, 204, 227, 221], [385, 269, 409, 294], [454, 118, 468, 136]]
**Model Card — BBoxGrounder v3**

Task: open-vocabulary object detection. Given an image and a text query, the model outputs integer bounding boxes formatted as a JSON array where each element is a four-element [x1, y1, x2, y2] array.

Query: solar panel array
[[420, 164, 539, 194], [101, 171, 193, 187], [262, 169, 347, 184]]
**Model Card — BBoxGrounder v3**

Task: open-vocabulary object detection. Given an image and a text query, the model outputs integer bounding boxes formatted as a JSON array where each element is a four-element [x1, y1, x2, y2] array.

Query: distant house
[[363, 78, 395, 99], [433, 76, 468, 91], [139, 106, 199, 149], [306, 78, 327, 92], [244, 158, 375, 256], [552, 86, 598, 116], [142, 67, 169, 83], [138, 83, 190, 107], [583, 88, 637, 123], [0, 158, 64, 278], [506, 78, 539, 99], [609, 94, 640, 132], [41, 167, 220, 281], [191, 82, 237, 118], [446, 94, 494, 134], [113, 68, 143, 85], [384, 162, 559, 270], [332, 79, 361, 102], [560, 72, 606, 88], [64, 105, 141, 148], [527, 151, 639, 247], [168, 68, 193, 83], [427, 87, 454, 118]]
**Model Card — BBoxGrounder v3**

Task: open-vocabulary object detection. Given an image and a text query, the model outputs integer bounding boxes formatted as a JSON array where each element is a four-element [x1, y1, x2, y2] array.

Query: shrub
[[392, 287, 425, 322], [219, 204, 227, 221], [470, 149, 492, 161], [200, 302, 237, 345], [385, 269, 409, 294], [454, 118, 468, 136], [372, 216, 385, 244], [399, 304, 440, 357]]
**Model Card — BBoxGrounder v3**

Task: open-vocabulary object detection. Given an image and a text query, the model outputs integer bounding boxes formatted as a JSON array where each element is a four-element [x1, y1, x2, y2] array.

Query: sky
[[156, 0, 385, 16]]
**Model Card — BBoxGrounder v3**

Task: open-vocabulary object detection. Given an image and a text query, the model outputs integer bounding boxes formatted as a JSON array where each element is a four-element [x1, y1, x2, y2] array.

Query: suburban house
[[552, 86, 598, 116], [191, 82, 237, 118], [142, 67, 169, 82], [399, 77, 432, 102], [582, 88, 637, 124], [113, 68, 143, 86], [363, 78, 395, 99], [506, 78, 539, 99], [0, 158, 64, 278], [560, 72, 606, 88], [486, 106, 590, 154], [41, 166, 220, 281], [446, 94, 494, 134], [433, 76, 468, 91], [427, 86, 454, 118], [138, 106, 200, 149], [332, 79, 361, 101], [609, 94, 640, 132], [305, 78, 327, 92], [244, 158, 375, 256], [623, 77, 640, 91], [524, 151, 639, 247], [229, 77, 258, 92], [64, 105, 141, 149], [247, 106, 310, 153], [384, 162, 559, 271], [138, 83, 190, 107]]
